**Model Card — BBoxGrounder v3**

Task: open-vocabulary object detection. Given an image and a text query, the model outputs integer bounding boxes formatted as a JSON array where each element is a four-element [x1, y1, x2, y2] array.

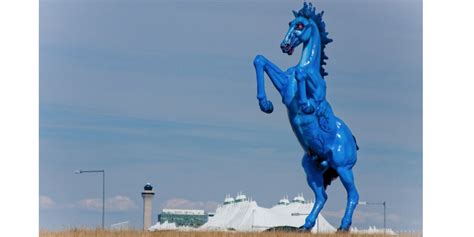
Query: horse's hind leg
[[301, 154, 327, 230], [336, 165, 359, 231]]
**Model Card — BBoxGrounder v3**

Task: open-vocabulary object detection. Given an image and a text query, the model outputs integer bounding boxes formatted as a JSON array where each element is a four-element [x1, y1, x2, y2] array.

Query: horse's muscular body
[[253, 2, 360, 232]]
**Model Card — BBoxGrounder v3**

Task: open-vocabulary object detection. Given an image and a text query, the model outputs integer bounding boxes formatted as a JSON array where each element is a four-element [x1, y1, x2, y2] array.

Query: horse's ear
[[292, 10, 298, 17]]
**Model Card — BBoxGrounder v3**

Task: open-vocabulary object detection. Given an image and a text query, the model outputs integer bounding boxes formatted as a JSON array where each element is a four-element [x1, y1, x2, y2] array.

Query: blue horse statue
[[253, 2, 359, 232]]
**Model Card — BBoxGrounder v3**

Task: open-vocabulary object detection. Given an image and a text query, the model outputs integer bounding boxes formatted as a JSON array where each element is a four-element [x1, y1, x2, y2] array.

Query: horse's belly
[[290, 115, 327, 154]]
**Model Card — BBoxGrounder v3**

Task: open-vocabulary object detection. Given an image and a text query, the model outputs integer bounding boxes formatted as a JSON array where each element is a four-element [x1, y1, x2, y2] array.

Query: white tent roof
[[200, 199, 336, 233]]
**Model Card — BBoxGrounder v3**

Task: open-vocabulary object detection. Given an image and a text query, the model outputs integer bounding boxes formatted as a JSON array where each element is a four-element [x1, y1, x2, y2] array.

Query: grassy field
[[39, 229, 422, 237]]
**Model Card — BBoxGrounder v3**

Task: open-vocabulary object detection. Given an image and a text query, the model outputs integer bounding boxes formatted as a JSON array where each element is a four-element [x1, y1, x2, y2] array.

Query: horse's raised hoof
[[259, 99, 274, 114], [336, 227, 350, 233]]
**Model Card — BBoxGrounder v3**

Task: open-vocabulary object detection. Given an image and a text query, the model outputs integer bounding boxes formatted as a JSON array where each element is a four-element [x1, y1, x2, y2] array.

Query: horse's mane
[[293, 2, 333, 78]]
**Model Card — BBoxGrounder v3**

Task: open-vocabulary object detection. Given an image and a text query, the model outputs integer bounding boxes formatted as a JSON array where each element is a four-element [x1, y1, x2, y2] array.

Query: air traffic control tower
[[142, 183, 155, 230]]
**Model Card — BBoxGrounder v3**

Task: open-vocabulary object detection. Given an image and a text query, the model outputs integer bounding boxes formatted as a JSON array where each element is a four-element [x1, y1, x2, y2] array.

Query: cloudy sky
[[40, 0, 422, 231]]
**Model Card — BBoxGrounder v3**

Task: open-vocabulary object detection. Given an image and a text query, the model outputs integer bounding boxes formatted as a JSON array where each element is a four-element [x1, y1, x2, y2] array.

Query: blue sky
[[40, 0, 422, 231]]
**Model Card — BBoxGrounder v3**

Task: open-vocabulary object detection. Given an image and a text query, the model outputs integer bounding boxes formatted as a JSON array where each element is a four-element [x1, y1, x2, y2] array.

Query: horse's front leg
[[301, 154, 327, 230], [253, 55, 286, 114], [295, 68, 315, 114]]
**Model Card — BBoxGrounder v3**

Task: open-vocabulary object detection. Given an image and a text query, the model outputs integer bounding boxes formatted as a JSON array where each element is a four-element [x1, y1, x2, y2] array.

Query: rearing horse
[[253, 2, 359, 232]]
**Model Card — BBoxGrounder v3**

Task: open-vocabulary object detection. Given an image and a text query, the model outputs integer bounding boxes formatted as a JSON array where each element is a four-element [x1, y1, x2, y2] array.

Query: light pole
[[358, 201, 386, 235], [75, 169, 105, 229]]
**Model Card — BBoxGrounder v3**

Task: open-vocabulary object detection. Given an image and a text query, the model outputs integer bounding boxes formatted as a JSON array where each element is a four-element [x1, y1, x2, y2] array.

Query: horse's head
[[280, 2, 319, 56]]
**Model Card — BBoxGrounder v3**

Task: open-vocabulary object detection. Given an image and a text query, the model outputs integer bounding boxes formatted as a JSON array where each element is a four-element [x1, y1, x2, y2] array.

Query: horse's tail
[[352, 135, 359, 151], [323, 167, 339, 189]]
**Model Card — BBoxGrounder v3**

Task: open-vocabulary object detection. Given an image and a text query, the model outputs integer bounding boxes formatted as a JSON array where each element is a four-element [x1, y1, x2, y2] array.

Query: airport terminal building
[[158, 209, 208, 228]]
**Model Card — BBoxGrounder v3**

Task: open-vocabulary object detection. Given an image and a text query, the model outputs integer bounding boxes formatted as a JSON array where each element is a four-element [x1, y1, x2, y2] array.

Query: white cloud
[[106, 195, 138, 211], [163, 198, 219, 212], [39, 195, 55, 210], [78, 195, 138, 212], [78, 198, 101, 210]]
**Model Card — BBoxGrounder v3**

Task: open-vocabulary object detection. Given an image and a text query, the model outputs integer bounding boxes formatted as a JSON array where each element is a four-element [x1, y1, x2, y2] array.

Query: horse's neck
[[298, 28, 320, 69]]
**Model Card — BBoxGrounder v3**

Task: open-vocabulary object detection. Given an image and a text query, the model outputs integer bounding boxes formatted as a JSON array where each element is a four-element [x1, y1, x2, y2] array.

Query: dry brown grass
[[39, 229, 422, 237]]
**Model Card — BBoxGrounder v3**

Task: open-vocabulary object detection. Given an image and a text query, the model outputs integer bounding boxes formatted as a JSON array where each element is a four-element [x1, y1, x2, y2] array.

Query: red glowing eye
[[296, 23, 304, 30]]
